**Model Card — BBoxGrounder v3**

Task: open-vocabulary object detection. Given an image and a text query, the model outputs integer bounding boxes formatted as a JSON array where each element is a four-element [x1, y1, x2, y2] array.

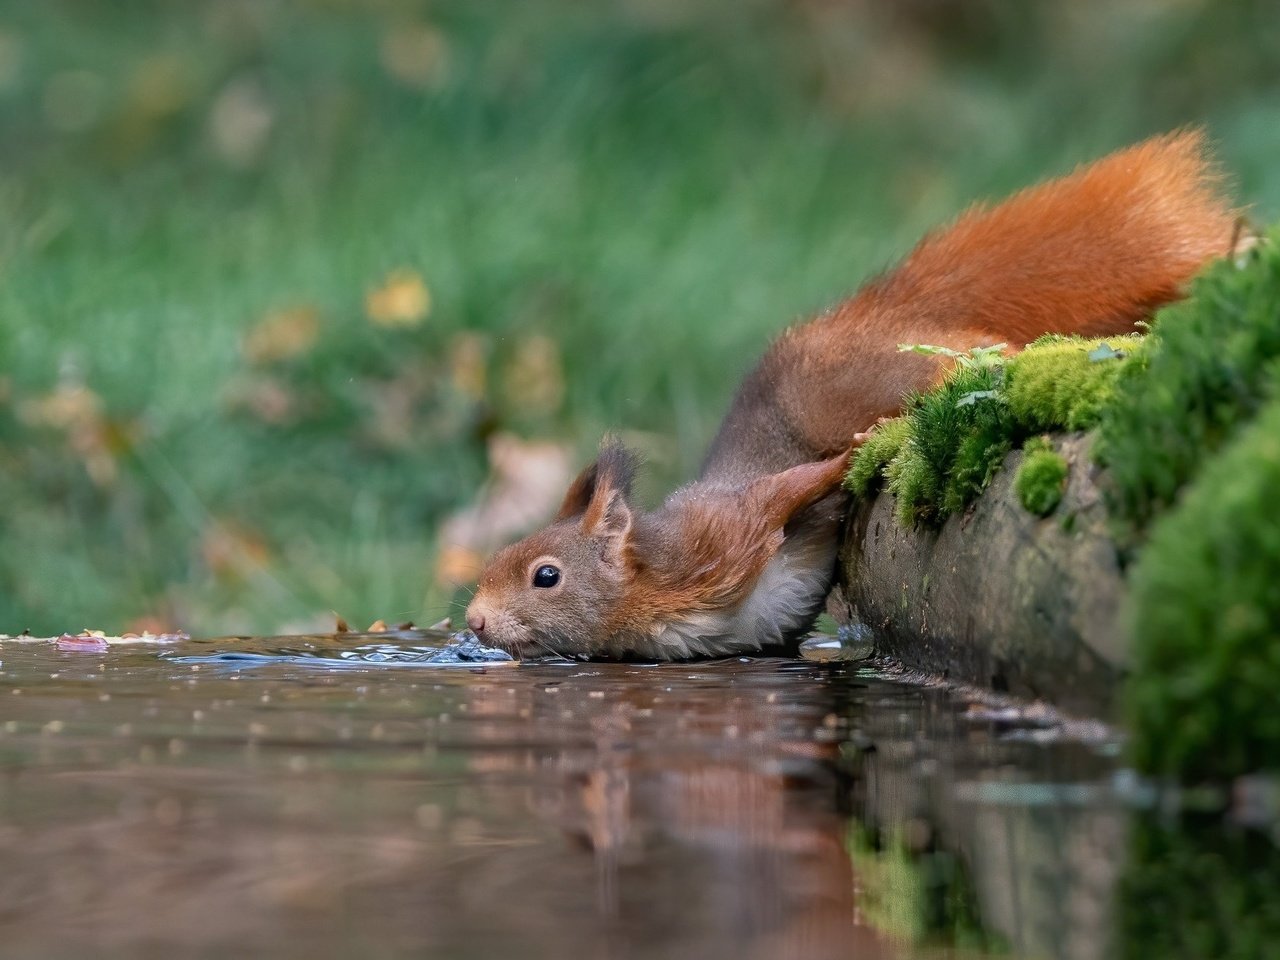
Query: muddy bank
[[834, 433, 1127, 717]]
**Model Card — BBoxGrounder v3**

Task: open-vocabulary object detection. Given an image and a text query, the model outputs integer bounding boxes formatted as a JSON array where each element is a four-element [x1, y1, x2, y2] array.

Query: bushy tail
[[873, 129, 1238, 347], [707, 131, 1239, 474]]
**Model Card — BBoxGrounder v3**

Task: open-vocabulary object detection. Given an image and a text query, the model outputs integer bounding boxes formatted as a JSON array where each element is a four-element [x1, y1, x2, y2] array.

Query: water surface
[[0, 632, 1258, 959]]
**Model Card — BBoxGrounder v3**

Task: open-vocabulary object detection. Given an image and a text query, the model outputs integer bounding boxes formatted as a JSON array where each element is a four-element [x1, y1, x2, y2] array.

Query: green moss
[[1005, 334, 1142, 432], [1013, 437, 1068, 516], [886, 354, 1014, 524], [846, 417, 911, 496], [1117, 814, 1280, 959], [883, 440, 941, 526], [1097, 232, 1280, 537], [851, 337, 1134, 526], [1125, 392, 1280, 780]]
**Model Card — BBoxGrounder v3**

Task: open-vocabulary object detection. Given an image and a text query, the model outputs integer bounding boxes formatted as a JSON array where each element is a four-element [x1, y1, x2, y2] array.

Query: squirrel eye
[[532, 564, 561, 589]]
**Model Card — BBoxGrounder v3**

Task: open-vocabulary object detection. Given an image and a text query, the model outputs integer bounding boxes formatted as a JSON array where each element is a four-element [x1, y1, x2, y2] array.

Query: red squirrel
[[465, 131, 1236, 660]]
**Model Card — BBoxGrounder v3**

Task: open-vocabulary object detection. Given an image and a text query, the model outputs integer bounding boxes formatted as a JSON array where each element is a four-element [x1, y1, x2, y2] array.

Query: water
[[0, 633, 1272, 959]]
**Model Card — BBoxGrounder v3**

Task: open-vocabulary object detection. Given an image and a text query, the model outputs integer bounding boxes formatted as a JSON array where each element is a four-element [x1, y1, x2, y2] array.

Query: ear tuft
[[555, 436, 640, 522]]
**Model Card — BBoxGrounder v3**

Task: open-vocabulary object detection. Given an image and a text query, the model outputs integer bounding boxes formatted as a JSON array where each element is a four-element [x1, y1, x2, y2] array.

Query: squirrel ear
[[555, 438, 639, 522], [581, 486, 633, 561], [556, 438, 638, 564], [746, 451, 852, 529], [555, 462, 601, 521]]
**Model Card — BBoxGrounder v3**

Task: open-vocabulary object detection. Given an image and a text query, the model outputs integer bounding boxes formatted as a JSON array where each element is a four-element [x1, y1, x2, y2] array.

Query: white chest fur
[[642, 511, 842, 659]]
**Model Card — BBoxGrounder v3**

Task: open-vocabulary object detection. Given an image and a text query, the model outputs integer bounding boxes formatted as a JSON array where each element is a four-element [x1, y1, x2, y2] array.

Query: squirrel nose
[[466, 611, 486, 634]]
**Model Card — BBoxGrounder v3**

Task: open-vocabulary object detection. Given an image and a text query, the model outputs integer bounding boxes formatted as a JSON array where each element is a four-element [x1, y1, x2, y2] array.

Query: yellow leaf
[[366, 269, 431, 328]]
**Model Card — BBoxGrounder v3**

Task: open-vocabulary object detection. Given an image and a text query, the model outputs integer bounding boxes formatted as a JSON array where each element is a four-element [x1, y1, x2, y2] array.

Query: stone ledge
[[834, 433, 1126, 717]]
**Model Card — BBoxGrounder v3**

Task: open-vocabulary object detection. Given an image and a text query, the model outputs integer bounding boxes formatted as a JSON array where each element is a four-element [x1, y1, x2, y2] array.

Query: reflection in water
[[0, 634, 1270, 958]]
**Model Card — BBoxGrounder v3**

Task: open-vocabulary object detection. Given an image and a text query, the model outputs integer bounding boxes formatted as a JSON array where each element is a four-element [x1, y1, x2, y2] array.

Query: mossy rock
[[1125, 392, 1280, 780], [847, 336, 1135, 527], [839, 232, 1280, 778], [838, 433, 1126, 716], [1097, 233, 1280, 538]]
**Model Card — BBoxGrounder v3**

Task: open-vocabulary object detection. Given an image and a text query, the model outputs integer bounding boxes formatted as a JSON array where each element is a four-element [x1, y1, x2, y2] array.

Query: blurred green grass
[[0, 0, 1277, 635]]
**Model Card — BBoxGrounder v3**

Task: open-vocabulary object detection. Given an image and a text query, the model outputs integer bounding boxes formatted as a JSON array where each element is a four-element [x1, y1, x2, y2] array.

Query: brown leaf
[[17, 382, 133, 487], [367, 619, 389, 633], [380, 22, 450, 91], [435, 544, 485, 589], [208, 76, 273, 169], [448, 332, 489, 402], [200, 521, 271, 581], [501, 334, 563, 416], [335, 614, 351, 634], [242, 305, 320, 364], [56, 632, 110, 653], [223, 375, 299, 425], [127, 54, 191, 119], [435, 432, 574, 586], [18, 383, 102, 430], [364, 368, 427, 449]]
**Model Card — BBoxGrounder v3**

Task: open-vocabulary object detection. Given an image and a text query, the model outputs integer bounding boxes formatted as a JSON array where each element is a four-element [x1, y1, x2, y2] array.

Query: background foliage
[[1, 0, 1278, 635]]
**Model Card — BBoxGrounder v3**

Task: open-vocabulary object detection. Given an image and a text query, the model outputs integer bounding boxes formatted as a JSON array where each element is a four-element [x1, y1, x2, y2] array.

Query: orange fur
[[618, 451, 853, 631]]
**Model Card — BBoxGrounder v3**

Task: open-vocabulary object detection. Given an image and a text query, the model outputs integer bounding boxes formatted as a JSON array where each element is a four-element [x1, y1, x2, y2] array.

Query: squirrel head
[[465, 439, 640, 658]]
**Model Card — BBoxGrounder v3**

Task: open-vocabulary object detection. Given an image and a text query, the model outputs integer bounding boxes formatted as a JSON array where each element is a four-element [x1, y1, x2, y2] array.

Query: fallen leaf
[[242, 306, 320, 364], [18, 382, 101, 431], [502, 334, 564, 416], [364, 367, 427, 449], [17, 381, 134, 486], [56, 632, 109, 653], [200, 521, 271, 581], [380, 21, 450, 90], [366, 269, 431, 328], [335, 614, 351, 633], [448, 332, 489, 402], [435, 544, 485, 589], [127, 53, 190, 119], [436, 432, 574, 586], [208, 76, 273, 169], [223, 374, 299, 425], [367, 619, 389, 633]]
